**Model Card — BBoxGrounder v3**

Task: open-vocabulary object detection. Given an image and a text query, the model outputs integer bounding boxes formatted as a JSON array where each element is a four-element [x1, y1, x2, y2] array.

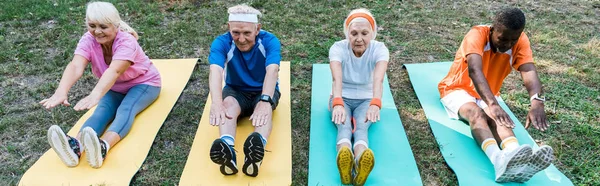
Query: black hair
[[493, 7, 526, 30]]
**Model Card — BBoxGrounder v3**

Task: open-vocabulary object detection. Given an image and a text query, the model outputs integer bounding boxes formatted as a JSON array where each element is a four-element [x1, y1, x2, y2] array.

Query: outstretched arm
[[250, 64, 279, 127], [330, 61, 345, 125], [73, 60, 131, 110], [467, 54, 515, 128], [40, 55, 89, 109], [365, 61, 388, 122], [519, 63, 548, 131]]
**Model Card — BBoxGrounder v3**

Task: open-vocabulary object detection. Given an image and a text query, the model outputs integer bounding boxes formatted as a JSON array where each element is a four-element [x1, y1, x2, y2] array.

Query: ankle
[[100, 139, 109, 159]]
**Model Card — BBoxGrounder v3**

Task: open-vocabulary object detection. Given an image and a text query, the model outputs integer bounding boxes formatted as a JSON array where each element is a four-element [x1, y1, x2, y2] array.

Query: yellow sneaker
[[354, 149, 375, 186], [336, 146, 354, 185]]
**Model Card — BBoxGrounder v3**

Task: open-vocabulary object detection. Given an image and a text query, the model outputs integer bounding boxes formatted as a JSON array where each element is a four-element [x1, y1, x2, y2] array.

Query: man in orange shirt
[[438, 7, 554, 183]]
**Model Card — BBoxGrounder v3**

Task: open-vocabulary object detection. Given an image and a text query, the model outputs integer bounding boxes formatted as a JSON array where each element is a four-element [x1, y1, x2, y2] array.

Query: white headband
[[228, 13, 258, 23]]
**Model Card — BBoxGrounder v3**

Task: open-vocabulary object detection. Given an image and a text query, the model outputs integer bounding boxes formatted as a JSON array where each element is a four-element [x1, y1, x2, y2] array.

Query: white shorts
[[440, 90, 504, 119]]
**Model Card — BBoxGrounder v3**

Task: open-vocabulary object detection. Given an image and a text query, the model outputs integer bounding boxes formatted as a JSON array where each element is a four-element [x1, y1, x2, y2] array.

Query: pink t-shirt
[[74, 31, 161, 94]]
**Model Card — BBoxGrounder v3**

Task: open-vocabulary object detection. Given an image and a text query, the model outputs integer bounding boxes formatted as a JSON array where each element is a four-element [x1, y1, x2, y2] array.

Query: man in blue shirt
[[207, 4, 281, 177]]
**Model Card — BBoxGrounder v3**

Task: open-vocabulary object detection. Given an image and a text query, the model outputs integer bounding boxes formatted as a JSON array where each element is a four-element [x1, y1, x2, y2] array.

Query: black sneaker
[[47, 125, 82, 167], [210, 138, 238, 175], [81, 127, 108, 168], [242, 132, 265, 177]]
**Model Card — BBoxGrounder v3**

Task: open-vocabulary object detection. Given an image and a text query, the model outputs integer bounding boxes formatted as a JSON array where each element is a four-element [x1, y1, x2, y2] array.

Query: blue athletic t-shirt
[[209, 30, 281, 92]]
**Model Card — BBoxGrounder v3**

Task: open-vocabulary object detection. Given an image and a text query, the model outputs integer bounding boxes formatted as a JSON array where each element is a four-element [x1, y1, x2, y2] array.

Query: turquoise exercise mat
[[308, 64, 423, 186], [404, 62, 572, 185]]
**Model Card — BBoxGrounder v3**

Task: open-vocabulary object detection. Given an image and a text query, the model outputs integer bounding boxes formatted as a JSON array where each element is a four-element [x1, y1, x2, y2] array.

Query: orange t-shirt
[[438, 25, 534, 99]]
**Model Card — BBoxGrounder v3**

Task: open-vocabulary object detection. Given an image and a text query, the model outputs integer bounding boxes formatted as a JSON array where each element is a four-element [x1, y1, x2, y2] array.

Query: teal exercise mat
[[404, 62, 572, 185], [308, 64, 423, 186]]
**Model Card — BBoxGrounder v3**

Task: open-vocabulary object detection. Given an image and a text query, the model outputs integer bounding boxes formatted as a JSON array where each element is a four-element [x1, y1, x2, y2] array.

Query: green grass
[[1, 0, 599, 185]]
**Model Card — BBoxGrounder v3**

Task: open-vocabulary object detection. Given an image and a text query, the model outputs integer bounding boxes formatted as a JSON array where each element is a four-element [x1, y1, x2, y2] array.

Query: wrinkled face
[[490, 24, 523, 53], [348, 22, 373, 56], [229, 21, 260, 52], [87, 20, 118, 45]]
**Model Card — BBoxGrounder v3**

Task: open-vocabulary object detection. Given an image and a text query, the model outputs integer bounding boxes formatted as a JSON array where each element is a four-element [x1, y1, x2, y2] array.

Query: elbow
[[374, 75, 384, 84], [106, 68, 125, 76], [468, 68, 479, 79], [269, 65, 279, 73], [266, 65, 279, 77]]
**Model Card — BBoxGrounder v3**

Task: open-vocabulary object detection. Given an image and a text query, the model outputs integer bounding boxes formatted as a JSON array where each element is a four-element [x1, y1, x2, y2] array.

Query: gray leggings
[[330, 97, 372, 146]]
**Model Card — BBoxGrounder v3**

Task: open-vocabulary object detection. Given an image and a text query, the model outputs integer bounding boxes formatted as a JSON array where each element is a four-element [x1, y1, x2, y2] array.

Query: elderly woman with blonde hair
[[329, 8, 389, 186], [40, 1, 161, 168]]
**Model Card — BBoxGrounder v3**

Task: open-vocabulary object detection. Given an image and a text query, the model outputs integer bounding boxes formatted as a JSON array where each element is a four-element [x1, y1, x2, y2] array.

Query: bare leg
[[254, 116, 272, 140], [220, 96, 242, 138], [483, 107, 516, 143], [458, 102, 494, 145], [100, 131, 121, 148]]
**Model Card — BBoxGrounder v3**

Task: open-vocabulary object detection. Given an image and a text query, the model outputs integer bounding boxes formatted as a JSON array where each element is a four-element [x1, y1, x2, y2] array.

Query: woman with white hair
[[329, 8, 389, 186], [39, 1, 161, 168]]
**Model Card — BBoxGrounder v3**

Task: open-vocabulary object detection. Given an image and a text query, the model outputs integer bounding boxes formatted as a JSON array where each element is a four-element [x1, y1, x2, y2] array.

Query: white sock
[[481, 138, 500, 164], [353, 140, 369, 159], [336, 138, 351, 152], [220, 134, 235, 146], [500, 137, 519, 152]]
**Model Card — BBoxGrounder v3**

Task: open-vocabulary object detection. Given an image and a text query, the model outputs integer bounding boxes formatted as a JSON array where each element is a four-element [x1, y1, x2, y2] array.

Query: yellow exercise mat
[[179, 62, 291, 186], [19, 59, 197, 186]]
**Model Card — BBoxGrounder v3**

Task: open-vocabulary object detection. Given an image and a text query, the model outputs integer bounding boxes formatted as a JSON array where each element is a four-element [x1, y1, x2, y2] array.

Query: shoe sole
[[209, 139, 238, 175], [514, 146, 554, 183], [354, 149, 375, 186], [47, 126, 78, 167], [82, 128, 103, 168], [336, 147, 353, 185], [243, 133, 265, 177], [496, 146, 532, 182]]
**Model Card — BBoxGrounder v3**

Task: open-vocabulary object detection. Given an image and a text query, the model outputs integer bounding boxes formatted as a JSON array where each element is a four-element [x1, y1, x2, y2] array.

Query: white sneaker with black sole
[[47, 125, 82, 167]]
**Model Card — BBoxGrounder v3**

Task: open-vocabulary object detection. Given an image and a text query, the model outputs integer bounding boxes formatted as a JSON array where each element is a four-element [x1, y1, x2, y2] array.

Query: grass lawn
[[1, 0, 598, 185]]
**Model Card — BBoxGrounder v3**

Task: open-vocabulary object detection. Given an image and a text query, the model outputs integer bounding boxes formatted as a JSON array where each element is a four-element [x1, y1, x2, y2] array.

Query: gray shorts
[[222, 86, 281, 117]]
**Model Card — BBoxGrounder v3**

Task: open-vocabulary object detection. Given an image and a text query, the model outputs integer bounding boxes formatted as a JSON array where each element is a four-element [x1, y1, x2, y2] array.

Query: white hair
[[343, 8, 377, 40], [86, 2, 138, 39], [228, 4, 262, 23]]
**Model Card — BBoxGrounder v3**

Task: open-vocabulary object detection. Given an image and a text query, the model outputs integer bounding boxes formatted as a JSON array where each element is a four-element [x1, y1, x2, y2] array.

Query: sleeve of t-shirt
[[461, 27, 487, 60], [328, 42, 344, 63], [112, 34, 149, 80], [208, 36, 228, 68], [112, 37, 138, 63], [73, 33, 93, 61], [264, 34, 282, 66], [512, 33, 534, 70], [374, 42, 390, 63]]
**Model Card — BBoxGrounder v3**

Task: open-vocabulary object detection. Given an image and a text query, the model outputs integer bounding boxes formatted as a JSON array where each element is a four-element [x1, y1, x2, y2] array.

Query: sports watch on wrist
[[259, 94, 274, 106], [530, 93, 546, 103]]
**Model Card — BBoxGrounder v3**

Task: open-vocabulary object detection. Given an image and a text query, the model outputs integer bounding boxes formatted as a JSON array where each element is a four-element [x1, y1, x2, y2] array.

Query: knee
[[223, 97, 241, 118], [223, 96, 238, 106], [354, 119, 369, 131]]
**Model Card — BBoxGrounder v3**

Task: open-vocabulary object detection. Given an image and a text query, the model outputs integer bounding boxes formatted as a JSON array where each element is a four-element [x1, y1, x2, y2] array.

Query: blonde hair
[[343, 8, 377, 40], [228, 4, 262, 20], [86, 2, 138, 39]]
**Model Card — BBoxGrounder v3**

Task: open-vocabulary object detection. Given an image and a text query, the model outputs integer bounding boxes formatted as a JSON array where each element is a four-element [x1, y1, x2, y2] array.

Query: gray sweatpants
[[330, 97, 372, 146]]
